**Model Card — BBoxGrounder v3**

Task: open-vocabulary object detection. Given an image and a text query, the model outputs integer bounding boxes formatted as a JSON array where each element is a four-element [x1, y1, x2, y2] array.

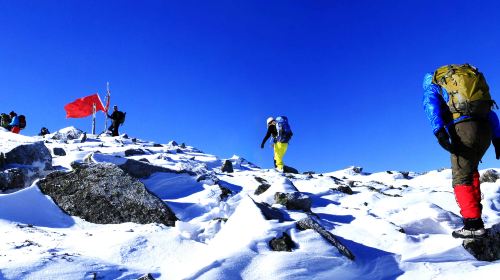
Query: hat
[[266, 117, 275, 125]]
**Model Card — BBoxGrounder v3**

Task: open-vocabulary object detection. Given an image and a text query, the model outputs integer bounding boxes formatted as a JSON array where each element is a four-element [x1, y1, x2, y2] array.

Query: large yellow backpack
[[432, 64, 494, 119]]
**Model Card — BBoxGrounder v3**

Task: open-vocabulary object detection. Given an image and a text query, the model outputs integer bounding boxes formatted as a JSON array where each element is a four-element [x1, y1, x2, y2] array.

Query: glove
[[260, 143, 264, 149], [493, 138, 500, 159], [435, 128, 456, 154]]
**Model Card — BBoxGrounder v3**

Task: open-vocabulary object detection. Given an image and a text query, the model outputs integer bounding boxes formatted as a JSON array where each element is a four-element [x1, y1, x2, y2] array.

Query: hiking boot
[[452, 227, 487, 239]]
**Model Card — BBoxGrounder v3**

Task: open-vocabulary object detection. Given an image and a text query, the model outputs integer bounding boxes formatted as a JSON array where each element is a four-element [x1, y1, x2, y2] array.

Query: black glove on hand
[[260, 143, 265, 149], [493, 138, 500, 160], [435, 128, 455, 154]]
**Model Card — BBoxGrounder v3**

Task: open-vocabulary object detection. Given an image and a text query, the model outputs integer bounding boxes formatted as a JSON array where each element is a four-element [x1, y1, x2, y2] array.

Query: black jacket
[[261, 124, 278, 147]]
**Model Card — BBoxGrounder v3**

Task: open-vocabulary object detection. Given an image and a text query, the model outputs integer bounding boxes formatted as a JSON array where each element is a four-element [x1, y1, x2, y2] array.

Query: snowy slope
[[0, 129, 499, 279]]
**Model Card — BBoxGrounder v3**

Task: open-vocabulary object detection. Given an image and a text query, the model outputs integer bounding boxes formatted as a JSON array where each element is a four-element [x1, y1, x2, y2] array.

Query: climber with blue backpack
[[260, 116, 293, 172], [423, 63, 500, 238]]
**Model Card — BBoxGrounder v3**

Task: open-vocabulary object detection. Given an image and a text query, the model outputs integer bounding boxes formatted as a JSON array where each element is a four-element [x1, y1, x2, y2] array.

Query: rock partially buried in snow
[[88, 152, 196, 178], [462, 223, 500, 262], [0, 140, 53, 191], [480, 169, 499, 183], [221, 160, 234, 173], [297, 216, 355, 260], [0, 168, 25, 191], [269, 232, 296, 252], [3, 141, 52, 170], [124, 148, 147, 157], [52, 147, 66, 156], [38, 162, 178, 226], [274, 192, 312, 212], [51, 126, 83, 141]]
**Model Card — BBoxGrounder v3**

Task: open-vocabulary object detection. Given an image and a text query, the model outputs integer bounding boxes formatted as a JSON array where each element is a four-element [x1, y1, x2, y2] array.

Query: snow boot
[[452, 218, 486, 238]]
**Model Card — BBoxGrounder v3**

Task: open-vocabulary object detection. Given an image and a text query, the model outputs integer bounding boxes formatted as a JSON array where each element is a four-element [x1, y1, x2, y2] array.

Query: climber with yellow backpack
[[423, 63, 500, 238]]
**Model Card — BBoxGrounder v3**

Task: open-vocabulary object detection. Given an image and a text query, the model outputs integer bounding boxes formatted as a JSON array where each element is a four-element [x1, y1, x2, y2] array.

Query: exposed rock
[[462, 224, 500, 261], [249, 197, 290, 222], [332, 185, 353, 195], [180, 143, 186, 148], [274, 192, 311, 212], [53, 147, 66, 156], [3, 141, 52, 170], [283, 165, 299, 174], [124, 149, 147, 157], [0, 168, 25, 192], [351, 166, 363, 174], [38, 163, 178, 226], [137, 273, 156, 280], [168, 141, 178, 146], [297, 216, 355, 260], [269, 232, 296, 252], [254, 183, 271, 195], [196, 173, 220, 185], [480, 169, 499, 183], [254, 176, 268, 184], [218, 184, 233, 200], [303, 171, 316, 175], [153, 143, 163, 147], [51, 127, 83, 141], [221, 160, 234, 173], [119, 158, 195, 179]]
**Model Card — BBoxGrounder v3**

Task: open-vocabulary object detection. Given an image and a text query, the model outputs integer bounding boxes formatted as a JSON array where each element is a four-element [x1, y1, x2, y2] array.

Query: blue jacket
[[9, 116, 19, 127], [423, 72, 500, 138]]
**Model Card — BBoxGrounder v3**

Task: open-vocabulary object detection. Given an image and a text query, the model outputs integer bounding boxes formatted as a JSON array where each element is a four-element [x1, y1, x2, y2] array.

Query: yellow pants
[[274, 142, 288, 171]]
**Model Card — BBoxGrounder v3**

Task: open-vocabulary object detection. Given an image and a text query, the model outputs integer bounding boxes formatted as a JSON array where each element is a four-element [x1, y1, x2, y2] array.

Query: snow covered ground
[[1, 128, 499, 279]]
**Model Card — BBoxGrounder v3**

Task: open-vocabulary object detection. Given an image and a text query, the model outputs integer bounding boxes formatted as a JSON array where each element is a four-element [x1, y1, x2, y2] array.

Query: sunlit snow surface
[[1, 129, 499, 279]]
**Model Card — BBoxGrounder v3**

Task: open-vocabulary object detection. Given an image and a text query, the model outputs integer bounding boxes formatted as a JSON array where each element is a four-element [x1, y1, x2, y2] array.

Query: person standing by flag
[[107, 105, 125, 137]]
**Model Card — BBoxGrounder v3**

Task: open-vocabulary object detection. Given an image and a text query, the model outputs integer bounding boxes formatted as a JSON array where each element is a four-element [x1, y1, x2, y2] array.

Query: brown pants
[[450, 120, 492, 186]]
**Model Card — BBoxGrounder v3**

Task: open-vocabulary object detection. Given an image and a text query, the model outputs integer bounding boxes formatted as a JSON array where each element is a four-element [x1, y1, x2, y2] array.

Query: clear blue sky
[[2, 0, 500, 173]]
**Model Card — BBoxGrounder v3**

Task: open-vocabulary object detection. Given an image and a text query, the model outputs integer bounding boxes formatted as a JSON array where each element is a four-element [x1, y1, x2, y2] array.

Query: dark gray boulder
[[332, 185, 353, 195], [51, 127, 83, 141], [0, 168, 25, 192], [3, 141, 52, 170], [137, 273, 156, 280], [480, 169, 499, 183], [53, 147, 66, 156], [119, 158, 195, 179], [269, 232, 296, 252], [254, 183, 271, 195], [274, 192, 312, 212], [283, 165, 299, 174], [221, 160, 234, 173], [297, 216, 355, 260], [462, 224, 500, 261], [38, 163, 178, 226], [196, 173, 220, 185], [249, 197, 291, 222], [124, 149, 147, 157]]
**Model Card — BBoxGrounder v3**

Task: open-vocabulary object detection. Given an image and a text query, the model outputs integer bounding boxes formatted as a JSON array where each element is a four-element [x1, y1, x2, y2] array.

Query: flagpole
[[104, 82, 110, 132], [92, 103, 96, 134]]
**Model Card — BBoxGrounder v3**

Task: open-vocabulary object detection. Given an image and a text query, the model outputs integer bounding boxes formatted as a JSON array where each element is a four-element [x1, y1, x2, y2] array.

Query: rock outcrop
[[38, 163, 178, 226], [221, 160, 234, 173], [0, 141, 53, 191], [297, 216, 355, 260], [274, 192, 312, 212], [269, 232, 296, 252], [462, 223, 500, 261], [480, 169, 499, 183]]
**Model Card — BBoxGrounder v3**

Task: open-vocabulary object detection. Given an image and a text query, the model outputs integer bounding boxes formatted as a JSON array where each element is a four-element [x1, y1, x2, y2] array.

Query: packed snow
[[0, 128, 499, 279]]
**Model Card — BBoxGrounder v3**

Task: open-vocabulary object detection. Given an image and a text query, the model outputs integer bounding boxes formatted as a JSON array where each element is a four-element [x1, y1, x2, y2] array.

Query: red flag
[[64, 93, 105, 118]]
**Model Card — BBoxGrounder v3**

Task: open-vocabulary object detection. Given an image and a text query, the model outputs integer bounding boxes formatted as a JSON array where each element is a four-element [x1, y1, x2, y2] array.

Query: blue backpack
[[275, 116, 293, 143]]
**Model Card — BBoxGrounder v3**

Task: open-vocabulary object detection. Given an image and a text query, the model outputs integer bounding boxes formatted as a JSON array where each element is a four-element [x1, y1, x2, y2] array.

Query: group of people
[[1, 111, 23, 134]]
